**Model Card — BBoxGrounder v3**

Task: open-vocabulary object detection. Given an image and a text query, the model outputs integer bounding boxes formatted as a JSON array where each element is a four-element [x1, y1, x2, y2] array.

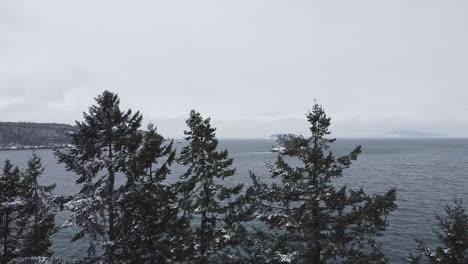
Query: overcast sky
[[1, 0, 467, 138]]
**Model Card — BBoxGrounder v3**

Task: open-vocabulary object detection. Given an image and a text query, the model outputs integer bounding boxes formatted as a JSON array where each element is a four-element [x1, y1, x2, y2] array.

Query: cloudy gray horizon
[[1, 0, 467, 138]]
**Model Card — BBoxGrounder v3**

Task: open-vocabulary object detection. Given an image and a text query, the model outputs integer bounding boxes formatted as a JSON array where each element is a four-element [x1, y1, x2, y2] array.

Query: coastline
[[0, 144, 71, 151]]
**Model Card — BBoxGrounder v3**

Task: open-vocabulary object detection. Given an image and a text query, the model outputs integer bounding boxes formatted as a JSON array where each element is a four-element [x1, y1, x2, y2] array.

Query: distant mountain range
[[0, 122, 77, 150], [385, 130, 450, 138]]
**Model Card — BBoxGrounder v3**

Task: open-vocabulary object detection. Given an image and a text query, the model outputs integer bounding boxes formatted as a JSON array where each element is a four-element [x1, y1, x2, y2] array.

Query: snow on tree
[[178, 110, 244, 263], [410, 198, 468, 264], [114, 124, 193, 263], [55, 91, 143, 263], [247, 103, 397, 263], [0, 160, 24, 264], [17, 153, 56, 258]]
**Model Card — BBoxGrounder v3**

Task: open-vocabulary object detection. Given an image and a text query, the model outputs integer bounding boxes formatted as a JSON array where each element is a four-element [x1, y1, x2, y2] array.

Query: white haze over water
[[0, 0, 467, 138]]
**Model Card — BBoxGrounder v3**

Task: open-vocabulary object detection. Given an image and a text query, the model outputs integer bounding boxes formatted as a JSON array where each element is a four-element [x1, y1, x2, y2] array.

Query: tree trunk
[[310, 239, 321, 264], [108, 142, 115, 263], [310, 200, 321, 264], [199, 183, 210, 264], [200, 211, 207, 264], [310, 138, 321, 264], [3, 211, 9, 264]]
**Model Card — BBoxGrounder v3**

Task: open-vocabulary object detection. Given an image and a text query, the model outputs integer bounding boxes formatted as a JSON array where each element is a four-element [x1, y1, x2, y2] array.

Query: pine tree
[[250, 103, 397, 263], [0, 160, 24, 264], [410, 198, 468, 264], [55, 91, 143, 262], [114, 124, 193, 263], [178, 110, 243, 264], [17, 152, 56, 258]]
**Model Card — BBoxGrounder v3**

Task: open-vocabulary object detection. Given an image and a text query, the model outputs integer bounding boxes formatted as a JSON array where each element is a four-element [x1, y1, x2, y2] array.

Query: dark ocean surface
[[1, 138, 467, 263]]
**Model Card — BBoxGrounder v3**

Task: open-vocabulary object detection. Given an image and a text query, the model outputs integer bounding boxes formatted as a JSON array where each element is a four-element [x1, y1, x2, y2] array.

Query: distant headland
[[0, 122, 76, 150]]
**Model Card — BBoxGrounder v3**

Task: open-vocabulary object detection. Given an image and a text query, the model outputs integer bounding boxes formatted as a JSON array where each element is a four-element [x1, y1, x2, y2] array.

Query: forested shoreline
[[0, 91, 467, 264], [0, 122, 76, 150]]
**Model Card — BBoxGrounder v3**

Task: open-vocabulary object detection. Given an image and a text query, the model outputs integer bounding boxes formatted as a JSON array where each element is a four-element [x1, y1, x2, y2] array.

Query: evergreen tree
[[410, 198, 468, 264], [55, 91, 143, 262], [249, 103, 397, 263], [115, 124, 193, 263], [17, 152, 56, 258], [178, 110, 243, 263], [0, 160, 23, 264]]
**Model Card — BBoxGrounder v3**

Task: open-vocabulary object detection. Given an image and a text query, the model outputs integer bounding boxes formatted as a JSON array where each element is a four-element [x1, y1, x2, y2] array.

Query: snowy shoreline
[[0, 144, 71, 151]]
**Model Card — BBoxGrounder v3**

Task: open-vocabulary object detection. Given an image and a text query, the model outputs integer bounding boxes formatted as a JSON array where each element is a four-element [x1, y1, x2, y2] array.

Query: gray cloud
[[177, 81, 215, 95], [0, 1, 23, 27], [0, 69, 90, 102], [0, 0, 467, 137], [0, 1, 19, 45], [0, 69, 93, 123]]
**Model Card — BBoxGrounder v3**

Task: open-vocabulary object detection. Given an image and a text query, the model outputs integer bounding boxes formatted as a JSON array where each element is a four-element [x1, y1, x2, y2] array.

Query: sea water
[[1, 138, 467, 263]]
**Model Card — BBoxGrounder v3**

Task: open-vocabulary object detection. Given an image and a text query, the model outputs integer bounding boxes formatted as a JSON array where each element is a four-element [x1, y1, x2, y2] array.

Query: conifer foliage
[[0, 154, 56, 264], [55, 91, 193, 263], [410, 198, 468, 264], [249, 103, 397, 263], [18, 153, 56, 258], [0, 160, 23, 264], [115, 124, 192, 263], [55, 91, 143, 262], [178, 110, 243, 263]]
